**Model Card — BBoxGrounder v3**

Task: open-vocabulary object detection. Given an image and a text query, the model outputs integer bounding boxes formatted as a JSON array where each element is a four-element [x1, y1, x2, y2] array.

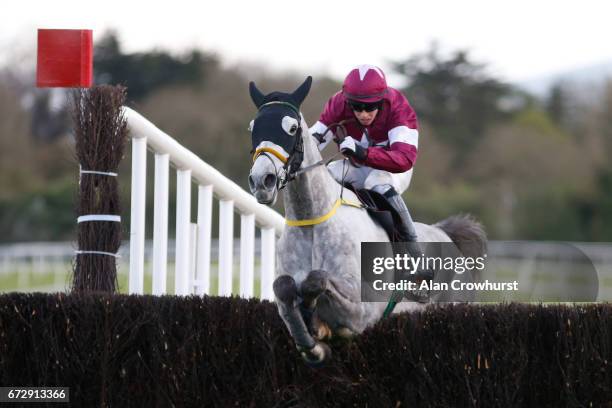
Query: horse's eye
[[282, 116, 299, 136]]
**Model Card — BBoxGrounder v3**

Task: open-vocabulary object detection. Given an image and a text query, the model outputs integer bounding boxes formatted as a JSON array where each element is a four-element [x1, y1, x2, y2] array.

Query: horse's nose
[[248, 172, 277, 193], [248, 174, 257, 193], [263, 173, 277, 190]]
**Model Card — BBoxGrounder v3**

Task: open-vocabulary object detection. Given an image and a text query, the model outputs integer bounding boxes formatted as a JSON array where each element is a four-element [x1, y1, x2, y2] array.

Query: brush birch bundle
[[71, 85, 128, 292]]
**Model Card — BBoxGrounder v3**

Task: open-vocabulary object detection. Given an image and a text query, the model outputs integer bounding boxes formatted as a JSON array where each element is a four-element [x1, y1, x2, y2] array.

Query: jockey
[[310, 64, 423, 258]]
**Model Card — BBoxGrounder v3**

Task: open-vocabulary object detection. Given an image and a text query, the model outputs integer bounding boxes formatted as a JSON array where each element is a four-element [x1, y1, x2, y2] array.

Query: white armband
[[388, 126, 419, 148]]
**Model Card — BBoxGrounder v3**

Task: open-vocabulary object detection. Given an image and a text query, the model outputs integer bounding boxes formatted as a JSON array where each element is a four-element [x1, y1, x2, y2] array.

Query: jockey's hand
[[339, 136, 368, 161], [311, 130, 334, 151], [313, 131, 333, 152], [312, 132, 326, 144]]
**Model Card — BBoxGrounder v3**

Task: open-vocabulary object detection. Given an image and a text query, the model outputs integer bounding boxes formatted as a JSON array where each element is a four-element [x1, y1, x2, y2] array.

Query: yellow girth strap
[[253, 147, 287, 164], [285, 198, 363, 227]]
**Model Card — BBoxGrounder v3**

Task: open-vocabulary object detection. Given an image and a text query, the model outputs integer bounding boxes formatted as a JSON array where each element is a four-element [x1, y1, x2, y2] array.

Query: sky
[[1, 0, 611, 87]]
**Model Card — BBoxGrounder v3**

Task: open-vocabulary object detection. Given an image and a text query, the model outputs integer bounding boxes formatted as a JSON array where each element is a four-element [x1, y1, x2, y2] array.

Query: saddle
[[342, 183, 403, 242]]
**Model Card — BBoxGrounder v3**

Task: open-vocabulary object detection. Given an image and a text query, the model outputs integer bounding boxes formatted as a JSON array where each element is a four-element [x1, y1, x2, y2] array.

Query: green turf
[[2, 260, 611, 301], [0, 262, 263, 297], [0, 270, 71, 292]]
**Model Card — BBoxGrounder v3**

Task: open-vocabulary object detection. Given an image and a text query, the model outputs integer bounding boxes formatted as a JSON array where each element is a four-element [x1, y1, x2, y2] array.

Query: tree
[[30, 90, 70, 142], [24, 31, 219, 144], [546, 82, 568, 125], [583, 81, 612, 240], [0, 83, 34, 197], [94, 31, 217, 101], [463, 110, 595, 240], [393, 44, 526, 164]]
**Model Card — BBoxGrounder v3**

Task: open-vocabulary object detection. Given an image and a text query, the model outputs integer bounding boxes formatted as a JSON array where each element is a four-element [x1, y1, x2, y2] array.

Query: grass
[[1, 260, 611, 301], [0, 270, 70, 292], [0, 261, 263, 297], [116, 273, 262, 297]]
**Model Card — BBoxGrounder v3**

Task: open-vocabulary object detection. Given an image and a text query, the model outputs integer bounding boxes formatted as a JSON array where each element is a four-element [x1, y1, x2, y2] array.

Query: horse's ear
[[249, 81, 265, 108], [292, 76, 312, 106]]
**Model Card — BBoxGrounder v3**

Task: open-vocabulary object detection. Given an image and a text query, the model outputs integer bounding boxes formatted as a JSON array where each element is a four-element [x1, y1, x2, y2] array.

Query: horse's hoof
[[273, 275, 298, 304], [300, 342, 332, 368], [300, 269, 327, 305]]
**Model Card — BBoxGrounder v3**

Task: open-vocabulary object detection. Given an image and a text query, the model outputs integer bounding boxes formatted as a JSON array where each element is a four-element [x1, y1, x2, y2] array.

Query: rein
[[251, 111, 365, 225], [292, 120, 353, 177]]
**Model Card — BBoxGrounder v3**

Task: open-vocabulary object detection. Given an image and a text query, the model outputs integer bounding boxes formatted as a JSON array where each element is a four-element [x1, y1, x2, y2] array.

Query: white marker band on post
[[80, 170, 118, 177], [75, 250, 121, 258], [77, 215, 121, 223], [79, 165, 118, 177]]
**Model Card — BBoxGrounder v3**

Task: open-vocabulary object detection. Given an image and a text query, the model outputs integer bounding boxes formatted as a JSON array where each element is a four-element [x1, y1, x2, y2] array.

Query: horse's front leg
[[299, 269, 332, 340], [273, 275, 331, 366], [300, 269, 360, 340]]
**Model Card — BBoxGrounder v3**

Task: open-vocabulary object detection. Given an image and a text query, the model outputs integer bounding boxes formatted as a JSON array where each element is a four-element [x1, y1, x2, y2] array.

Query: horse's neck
[[283, 118, 338, 221]]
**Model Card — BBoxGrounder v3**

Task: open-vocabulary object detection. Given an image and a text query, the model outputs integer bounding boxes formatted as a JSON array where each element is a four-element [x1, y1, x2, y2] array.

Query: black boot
[[383, 188, 432, 302], [384, 188, 424, 256]]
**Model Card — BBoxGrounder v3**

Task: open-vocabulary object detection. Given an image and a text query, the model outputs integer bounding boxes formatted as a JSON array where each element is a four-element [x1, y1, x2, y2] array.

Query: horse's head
[[247, 76, 312, 205]]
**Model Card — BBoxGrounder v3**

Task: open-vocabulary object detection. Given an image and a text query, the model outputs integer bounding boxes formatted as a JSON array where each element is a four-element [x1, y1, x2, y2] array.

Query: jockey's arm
[[310, 93, 347, 151], [356, 126, 419, 173]]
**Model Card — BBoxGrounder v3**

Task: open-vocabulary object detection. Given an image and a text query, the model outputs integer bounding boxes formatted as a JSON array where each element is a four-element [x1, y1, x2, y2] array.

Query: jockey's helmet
[[342, 64, 388, 103]]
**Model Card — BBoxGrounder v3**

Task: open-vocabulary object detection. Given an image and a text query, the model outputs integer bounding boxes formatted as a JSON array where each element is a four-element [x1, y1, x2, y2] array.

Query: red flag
[[36, 29, 93, 88]]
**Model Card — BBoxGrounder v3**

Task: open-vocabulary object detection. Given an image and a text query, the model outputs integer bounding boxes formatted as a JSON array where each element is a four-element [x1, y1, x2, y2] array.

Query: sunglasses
[[349, 101, 382, 112]]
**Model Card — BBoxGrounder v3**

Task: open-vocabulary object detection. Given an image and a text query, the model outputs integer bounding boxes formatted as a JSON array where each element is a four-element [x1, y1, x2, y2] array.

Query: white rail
[[124, 107, 284, 299]]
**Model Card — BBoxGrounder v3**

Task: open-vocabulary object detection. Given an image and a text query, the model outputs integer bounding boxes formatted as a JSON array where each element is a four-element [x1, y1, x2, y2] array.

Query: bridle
[[250, 109, 367, 227], [251, 101, 305, 191], [250, 101, 351, 190]]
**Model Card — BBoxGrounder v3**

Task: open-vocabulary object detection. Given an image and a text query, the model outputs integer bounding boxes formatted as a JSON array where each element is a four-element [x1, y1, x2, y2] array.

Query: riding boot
[[383, 187, 431, 303], [384, 188, 423, 253]]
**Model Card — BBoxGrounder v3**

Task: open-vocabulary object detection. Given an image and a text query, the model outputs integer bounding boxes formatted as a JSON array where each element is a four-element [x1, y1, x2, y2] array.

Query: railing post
[[195, 185, 213, 295], [129, 137, 147, 295], [218, 200, 234, 296], [189, 222, 198, 294], [239, 214, 255, 298], [175, 169, 192, 295], [124, 108, 286, 299], [261, 227, 275, 301], [152, 153, 169, 295]]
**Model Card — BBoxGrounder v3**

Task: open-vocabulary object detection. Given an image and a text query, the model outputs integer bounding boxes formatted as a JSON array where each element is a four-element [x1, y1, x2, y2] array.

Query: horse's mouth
[[254, 189, 277, 206]]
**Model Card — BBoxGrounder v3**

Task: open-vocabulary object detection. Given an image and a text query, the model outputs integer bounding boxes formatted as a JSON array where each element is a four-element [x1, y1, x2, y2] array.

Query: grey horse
[[247, 77, 486, 365]]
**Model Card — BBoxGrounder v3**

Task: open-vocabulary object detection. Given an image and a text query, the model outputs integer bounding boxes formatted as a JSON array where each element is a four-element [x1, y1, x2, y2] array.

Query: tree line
[[0, 32, 609, 242]]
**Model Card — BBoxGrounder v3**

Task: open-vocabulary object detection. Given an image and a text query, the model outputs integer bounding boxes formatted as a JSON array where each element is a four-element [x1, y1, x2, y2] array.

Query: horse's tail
[[435, 214, 487, 259]]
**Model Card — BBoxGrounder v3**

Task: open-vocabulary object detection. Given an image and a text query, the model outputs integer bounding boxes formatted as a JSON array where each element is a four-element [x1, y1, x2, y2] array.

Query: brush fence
[[124, 107, 284, 299]]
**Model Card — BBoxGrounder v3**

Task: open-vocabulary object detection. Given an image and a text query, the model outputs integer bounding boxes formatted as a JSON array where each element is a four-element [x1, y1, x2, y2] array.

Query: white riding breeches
[[327, 159, 413, 195]]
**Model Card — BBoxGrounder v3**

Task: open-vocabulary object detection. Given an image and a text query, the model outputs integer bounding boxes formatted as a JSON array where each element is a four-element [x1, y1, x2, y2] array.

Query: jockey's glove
[[339, 136, 368, 161], [313, 131, 334, 151], [312, 132, 326, 144]]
